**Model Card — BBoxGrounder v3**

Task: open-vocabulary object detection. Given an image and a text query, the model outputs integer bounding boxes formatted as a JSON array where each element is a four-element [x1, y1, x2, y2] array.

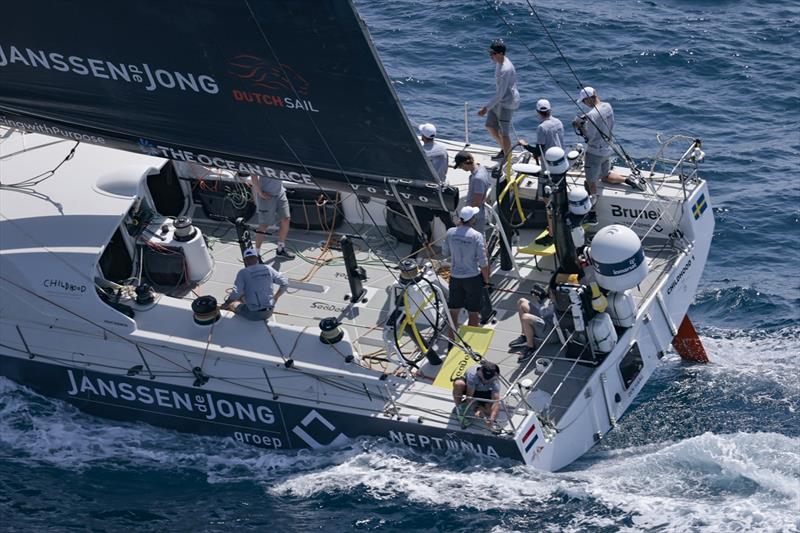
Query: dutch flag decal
[[517, 414, 542, 462]]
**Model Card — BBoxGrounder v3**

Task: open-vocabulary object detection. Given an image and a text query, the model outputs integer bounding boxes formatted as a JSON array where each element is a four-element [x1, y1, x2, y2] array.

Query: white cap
[[419, 123, 437, 138], [459, 206, 480, 222], [536, 99, 551, 112], [243, 248, 259, 258], [578, 86, 596, 101]]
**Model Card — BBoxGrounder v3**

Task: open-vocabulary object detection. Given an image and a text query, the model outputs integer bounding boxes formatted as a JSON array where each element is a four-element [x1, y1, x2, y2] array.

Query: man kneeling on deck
[[453, 360, 502, 431], [221, 248, 289, 321], [509, 284, 555, 363]]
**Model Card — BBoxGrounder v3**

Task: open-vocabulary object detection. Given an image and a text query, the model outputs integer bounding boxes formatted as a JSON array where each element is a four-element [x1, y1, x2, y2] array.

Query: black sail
[[0, 1, 456, 209]]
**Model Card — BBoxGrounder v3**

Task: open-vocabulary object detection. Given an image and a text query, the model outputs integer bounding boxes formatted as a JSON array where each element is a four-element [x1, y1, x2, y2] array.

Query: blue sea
[[2, 1, 798, 531]]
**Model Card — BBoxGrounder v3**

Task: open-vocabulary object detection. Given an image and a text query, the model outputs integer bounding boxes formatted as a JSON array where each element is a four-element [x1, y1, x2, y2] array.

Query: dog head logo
[[228, 54, 309, 96]]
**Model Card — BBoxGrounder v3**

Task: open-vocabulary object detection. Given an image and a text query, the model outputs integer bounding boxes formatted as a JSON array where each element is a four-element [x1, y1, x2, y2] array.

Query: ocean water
[[2, 1, 799, 531]]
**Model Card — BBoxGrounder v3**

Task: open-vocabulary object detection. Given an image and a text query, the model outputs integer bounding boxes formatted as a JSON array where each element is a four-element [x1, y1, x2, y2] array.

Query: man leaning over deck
[[221, 248, 288, 321]]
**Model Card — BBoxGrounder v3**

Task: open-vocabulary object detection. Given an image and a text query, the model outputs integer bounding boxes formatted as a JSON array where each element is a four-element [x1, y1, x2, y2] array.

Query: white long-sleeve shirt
[[486, 58, 520, 111]]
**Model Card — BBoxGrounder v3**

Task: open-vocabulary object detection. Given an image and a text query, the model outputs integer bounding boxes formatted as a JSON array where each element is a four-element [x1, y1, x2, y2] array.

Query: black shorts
[[448, 275, 483, 312], [473, 388, 492, 406]]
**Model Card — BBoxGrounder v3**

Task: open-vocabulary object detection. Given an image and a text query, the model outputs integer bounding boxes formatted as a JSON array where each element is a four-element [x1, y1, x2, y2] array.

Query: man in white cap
[[419, 123, 449, 184], [408, 123, 455, 257], [442, 205, 490, 340], [221, 247, 289, 321], [572, 87, 639, 222], [517, 98, 565, 246], [453, 150, 490, 234], [478, 39, 520, 161], [517, 98, 564, 164]]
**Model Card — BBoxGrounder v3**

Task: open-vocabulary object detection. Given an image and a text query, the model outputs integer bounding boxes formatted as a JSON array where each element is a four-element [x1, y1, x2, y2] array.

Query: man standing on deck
[[221, 248, 289, 321], [410, 123, 455, 257], [453, 150, 491, 234], [478, 39, 520, 161], [442, 206, 490, 340], [517, 98, 564, 164], [572, 86, 643, 223], [251, 173, 296, 259], [518, 98, 564, 246]]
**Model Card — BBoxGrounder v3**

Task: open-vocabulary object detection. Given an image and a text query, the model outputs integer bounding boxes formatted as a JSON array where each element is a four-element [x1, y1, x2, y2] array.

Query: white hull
[[0, 131, 714, 470]]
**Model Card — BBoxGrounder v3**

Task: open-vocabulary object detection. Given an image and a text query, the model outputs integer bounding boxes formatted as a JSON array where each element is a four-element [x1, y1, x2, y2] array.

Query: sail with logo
[[0, 0, 456, 209]]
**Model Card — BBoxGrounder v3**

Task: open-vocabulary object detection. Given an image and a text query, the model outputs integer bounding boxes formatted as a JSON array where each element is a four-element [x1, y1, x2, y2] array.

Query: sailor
[[478, 39, 520, 161], [517, 98, 565, 246], [452, 360, 502, 430], [517, 99, 564, 164], [572, 87, 641, 223], [442, 206, 490, 340], [453, 150, 490, 234], [221, 247, 289, 321], [410, 123, 455, 257], [251, 173, 296, 259], [419, 122, 449, 183], [509, 284, 555, 363]]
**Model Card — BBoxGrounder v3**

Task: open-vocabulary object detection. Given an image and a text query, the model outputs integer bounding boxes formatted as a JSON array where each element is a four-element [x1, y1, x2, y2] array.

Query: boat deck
[[180, 198, 681, 434]]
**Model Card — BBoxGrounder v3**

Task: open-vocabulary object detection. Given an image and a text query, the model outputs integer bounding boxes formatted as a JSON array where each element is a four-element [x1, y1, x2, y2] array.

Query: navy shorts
[[448, 274, 483, 312]]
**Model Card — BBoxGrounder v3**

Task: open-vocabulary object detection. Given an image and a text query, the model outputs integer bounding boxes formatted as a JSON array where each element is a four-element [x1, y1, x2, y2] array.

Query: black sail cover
[[0, 1, 457, 209]]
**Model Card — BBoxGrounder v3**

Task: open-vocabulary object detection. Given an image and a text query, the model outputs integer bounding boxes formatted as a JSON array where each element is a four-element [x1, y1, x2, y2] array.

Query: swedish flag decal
[[693, 193, 708, 220]]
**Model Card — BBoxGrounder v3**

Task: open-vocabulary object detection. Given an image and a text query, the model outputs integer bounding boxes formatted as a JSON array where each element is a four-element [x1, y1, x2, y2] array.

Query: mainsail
[[0, 0, 456, 209]]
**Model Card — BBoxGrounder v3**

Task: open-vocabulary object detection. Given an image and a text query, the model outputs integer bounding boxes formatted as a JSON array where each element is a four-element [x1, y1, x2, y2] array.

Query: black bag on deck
[[286, 188, 344, 230], [386, 201, 416, 244], [193, 183, 256, 221]]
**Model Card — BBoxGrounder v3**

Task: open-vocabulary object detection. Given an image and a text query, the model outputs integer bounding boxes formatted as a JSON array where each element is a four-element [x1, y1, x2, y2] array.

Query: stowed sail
[[0, 1, 456, 209]]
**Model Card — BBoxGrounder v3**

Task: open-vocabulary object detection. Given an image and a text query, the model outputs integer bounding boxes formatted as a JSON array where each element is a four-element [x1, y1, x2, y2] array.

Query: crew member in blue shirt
[[222, 248, 289, 321]]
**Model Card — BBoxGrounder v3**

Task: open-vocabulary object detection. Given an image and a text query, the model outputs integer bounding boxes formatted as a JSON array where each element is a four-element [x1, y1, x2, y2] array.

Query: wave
[[692, 287, 800, 330], [1, 325, 798, 531]]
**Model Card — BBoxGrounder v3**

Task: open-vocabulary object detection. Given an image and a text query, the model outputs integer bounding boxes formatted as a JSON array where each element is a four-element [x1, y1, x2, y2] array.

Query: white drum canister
[[608, 290, 637, 327], [176, 229, 213, 282], [568, 187, 591, 215], [588, 312, 618, 354], [589, 225, 648, 291]]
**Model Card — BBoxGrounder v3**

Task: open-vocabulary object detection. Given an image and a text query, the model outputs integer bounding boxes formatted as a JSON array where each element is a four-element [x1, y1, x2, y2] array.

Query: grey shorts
[[485, 106, 514, 135], [584, 153, 612, 184], [256, 190, 291, 225], [528, 314, 553, 340], [473, 212, 487, 234], [234, 303, 273, 321]]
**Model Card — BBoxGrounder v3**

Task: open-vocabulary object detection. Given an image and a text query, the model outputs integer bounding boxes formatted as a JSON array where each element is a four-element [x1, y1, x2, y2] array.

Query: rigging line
[[240, 1, 479, 356], [482, 1, 638, 171], [0, 274, 193, 374], [0, 141, 80, 187], [524, 0, 635, 167], [524, 0, 585, 99]]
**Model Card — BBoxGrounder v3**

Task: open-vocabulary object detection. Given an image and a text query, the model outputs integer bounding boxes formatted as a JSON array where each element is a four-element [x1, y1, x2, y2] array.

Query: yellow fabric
[[517, 228, 556, 256], [432, 326, 496, 389]]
